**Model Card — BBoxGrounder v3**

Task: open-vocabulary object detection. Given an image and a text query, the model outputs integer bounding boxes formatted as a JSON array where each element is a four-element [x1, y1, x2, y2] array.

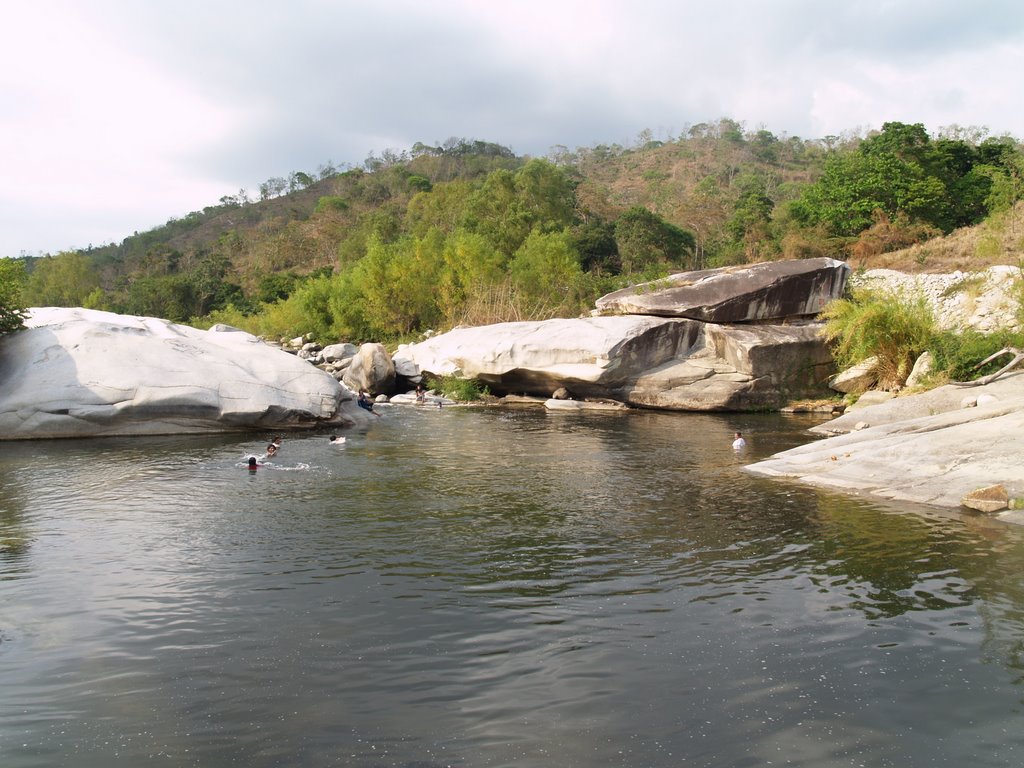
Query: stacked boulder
[[394, 258, 850, 411]]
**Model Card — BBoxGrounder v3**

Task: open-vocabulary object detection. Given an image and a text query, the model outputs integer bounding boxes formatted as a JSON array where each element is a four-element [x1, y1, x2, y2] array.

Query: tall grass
[[820, 287, 937, 389], [929, 328, 1024, 382], [425, 374, 490, 401]]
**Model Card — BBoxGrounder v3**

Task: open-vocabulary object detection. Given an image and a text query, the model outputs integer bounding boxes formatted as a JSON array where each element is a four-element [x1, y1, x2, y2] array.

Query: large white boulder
[[621, 322, 834, 410], [393, 316, 703, 397], [394, 315, 834, 409], [342, 342, 396, 394], [0, 307, 370, 440]]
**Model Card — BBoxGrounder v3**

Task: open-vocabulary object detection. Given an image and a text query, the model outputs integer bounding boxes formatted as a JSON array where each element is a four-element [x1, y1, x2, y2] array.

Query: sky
[[3, 0, 1024, 257]]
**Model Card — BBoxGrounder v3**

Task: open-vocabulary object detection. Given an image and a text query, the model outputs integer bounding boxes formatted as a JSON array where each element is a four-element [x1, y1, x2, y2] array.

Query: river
[[2, 405, 1023, 767]]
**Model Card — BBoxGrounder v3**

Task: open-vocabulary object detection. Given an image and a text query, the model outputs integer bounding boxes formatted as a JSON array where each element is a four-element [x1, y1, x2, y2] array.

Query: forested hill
[[12, 121, 1024, 344]]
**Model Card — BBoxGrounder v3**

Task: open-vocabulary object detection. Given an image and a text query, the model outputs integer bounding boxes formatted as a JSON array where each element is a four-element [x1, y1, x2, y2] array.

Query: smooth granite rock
[[0, 307, 371, 439], [747, 371, 1024, 520], [394, 316, 704, 398], [594, 257, 850, 322]]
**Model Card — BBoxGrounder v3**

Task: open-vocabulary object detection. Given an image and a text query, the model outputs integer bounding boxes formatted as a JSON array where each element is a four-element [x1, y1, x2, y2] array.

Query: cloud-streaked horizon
[[3, 0, 1023, 256]]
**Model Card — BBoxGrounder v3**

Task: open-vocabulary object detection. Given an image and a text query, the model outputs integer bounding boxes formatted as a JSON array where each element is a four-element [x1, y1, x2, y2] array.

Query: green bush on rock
[[426, 375, 489, 402], [820, 287, 937, 389]]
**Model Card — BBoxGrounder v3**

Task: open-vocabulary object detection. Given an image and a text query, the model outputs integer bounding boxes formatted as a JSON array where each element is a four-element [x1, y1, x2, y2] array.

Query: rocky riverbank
[[747, 264, 1024, 522], [747, 371, 1024, 524]]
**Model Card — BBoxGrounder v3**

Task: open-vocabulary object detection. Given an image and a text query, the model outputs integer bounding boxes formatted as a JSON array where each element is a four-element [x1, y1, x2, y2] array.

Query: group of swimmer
[[246, 412, 745, 472], [247, 435, 283, 469], [246, 390, 384, 470], [246, 432, 353, 470]]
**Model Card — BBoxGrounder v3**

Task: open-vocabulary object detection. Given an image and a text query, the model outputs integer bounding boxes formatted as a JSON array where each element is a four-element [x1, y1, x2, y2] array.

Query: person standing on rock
[[358, 390, 381, 417]]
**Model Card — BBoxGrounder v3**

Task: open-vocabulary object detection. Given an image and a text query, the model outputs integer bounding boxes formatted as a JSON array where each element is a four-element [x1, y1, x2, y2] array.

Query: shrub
[[820, 287, 937, 389], [426, 374, 489, 401], [0, 258, 28, 336], [928, 328, 1024, 382]]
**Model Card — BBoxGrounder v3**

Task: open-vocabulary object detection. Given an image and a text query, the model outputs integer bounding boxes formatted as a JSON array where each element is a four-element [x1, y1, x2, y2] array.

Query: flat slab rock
[[594, 257, 850, 322], [747, 371, 1024, 521]]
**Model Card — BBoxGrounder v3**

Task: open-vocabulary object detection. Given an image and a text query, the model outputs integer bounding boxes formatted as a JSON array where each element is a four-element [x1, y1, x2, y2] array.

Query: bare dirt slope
[[848, 202, 1024, 274]]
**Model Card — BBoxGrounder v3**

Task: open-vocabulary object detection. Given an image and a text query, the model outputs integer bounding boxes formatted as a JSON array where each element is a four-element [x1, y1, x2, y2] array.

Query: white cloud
[[2, 0, 1024, 255]]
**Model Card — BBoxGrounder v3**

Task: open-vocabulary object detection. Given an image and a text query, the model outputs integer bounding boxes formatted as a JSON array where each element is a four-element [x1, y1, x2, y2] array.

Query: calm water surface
[[2, 406, 1024, 767]]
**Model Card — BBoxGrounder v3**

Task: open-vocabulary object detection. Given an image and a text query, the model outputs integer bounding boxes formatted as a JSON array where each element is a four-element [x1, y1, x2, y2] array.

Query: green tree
[[570, 220, 620, 273], [0, 258, 29, 336], [256, 273, 299, 303], [726, 174, 775, 247], [438, 230, 505, 324], [790, 121, 1012, 239], [22, 251, 102, 307], [509, 230, 585, 316], [791, 151, 947, 237], [119, 275, 196, 322], [406, 180, 475, 238], [614, 207, 696, 273], [355, 232, 445, 337], [462, 160, 577, 255]]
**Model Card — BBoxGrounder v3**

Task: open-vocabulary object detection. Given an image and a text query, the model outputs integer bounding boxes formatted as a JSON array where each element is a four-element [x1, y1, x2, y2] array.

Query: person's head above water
[[248, 456, 258, 468], [266, 443, 278, 455]]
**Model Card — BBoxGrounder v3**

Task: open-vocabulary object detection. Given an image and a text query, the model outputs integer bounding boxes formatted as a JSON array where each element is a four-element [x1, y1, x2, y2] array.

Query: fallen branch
[[951, 346, 1024, 387]]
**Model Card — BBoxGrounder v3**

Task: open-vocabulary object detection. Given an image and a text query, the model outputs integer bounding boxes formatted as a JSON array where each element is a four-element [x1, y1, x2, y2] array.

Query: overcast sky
[[3, 0, 1024, 257]]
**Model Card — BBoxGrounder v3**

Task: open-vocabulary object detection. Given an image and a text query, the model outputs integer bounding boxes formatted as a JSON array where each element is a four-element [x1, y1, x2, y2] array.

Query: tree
[[791, 121, 1012, 240], [462, 160, 577, 256], [790, 151, 948, 237], [675, 176, 732, 269], [354, 232, 444, 337], [22, 252, 102, 307], [119, 275, 196, 322], [438, 230, 504, 323], [570, 220, 620, 273], [509, 230, 585, 316], [0, 258, 28, 336], [614, 207, 696, 273]]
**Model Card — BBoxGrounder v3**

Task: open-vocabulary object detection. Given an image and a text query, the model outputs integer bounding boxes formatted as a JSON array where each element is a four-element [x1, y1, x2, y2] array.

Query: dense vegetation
[[6, 122, 1024, 345], [821, 284, 1024, 391], [0, 259, 28, 336]]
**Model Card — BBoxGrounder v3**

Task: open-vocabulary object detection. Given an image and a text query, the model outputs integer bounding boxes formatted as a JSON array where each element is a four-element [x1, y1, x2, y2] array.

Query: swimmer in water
[[247, 456, 260, 470], [329, 435, 346, 445]]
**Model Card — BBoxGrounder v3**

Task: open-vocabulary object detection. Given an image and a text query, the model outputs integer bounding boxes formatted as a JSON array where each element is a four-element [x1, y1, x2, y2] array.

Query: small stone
[[961, 484, 1010, 513], [854, 421, 869, 430]]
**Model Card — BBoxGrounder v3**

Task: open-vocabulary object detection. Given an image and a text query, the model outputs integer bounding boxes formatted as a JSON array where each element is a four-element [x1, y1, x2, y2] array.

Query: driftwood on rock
[[952, 347, 1024, 387]]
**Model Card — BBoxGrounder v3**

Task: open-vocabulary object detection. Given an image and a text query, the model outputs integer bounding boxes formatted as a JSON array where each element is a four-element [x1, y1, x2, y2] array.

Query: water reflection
[[2, 409, 1024, 766]]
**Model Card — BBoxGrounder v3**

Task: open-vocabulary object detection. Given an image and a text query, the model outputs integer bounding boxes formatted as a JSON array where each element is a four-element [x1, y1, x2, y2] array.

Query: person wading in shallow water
[[358, 390, 381, 417], [732, 431, 747, 450]]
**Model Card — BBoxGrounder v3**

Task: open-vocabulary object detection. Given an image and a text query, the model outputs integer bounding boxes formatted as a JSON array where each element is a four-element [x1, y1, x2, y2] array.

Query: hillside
[[848, 202, 1024, 274], [12, 122, 1024, 343]]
